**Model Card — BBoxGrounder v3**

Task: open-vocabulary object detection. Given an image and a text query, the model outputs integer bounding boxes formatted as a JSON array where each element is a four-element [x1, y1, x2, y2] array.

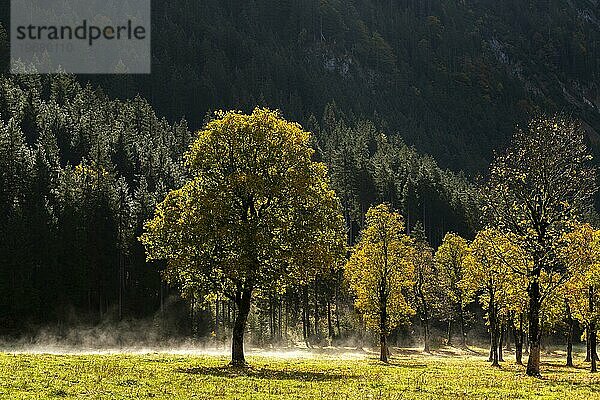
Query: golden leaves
[[345, 204, 415, 334], [141, 107, 346, 297]]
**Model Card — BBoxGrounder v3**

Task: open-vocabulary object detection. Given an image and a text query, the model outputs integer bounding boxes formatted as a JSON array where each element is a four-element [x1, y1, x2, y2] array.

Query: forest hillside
[[3, 0, 599, 171]]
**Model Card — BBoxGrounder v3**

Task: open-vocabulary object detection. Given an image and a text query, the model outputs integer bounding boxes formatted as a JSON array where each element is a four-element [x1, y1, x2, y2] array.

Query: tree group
[[140, 106, 599, 377]]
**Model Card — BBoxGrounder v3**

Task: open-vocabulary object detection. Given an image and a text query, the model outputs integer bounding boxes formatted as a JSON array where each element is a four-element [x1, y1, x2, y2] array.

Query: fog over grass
[[0, 297, 507, 359], [0, 314, 370, 358], [0, 321, 484, 360]]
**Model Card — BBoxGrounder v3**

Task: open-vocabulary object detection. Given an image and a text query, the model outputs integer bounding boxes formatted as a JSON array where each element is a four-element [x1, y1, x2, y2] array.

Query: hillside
[[1, 1, 598, 171], [93, 0, 600, 172]]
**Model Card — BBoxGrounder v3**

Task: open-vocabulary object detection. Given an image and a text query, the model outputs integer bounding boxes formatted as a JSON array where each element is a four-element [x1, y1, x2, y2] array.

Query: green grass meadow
[[1, 348, 599, 399]]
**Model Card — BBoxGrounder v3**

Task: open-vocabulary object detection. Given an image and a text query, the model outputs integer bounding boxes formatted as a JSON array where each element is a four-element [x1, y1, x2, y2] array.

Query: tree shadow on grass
[[540, 360, 590, 372], [430, 349, 462, 358], [388, 348, 423, 356], [176, 366, 351, 381], [420, 348, 475, 358], [462, 346, 486, 356], [385, 361, 428, 369], [388, 345, 485, 358]]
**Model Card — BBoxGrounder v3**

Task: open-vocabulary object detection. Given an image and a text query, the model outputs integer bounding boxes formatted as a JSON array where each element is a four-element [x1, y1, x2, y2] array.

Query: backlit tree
[[561, 223, 600, 372], [141, 108, 346, 366], [345, 204, 415, 362], [484, 115, 597, 376], [435, 232, 473, 347], [463, 229, 527, 366]]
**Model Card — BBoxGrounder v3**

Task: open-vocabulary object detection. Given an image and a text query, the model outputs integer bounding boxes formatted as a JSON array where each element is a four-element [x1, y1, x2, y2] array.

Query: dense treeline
[[0, 73, 192, 333], [312, 103, 480, 245], [0, 74, 477, 336]]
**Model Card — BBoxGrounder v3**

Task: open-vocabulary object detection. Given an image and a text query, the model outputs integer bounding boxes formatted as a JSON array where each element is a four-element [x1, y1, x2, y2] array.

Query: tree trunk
[[118, 255, 124, 321], [516, 312, 527, 365], [498, 323, 504, 362], [591, 323, 597, 373], [327, 301, 334, 339], [285, 299, 289, 339], [314, 283, 320, 340], [278, 298, 283, 340], [489, 295, 499, 367], [505, 320, 511, 351], [488, 330, 494, 362], [566, 301, 574, 367], [335, 290, 342, 338], [591, 286, 597, 373], [302, 307, 307, 341], [423, 316, 430, 353], [447, 320, 452, 346], [526, 278, 541, 377], [510, 314, 523, 365], [491, 321, 499, 367], [302, 286, 310, 344], [190, 296, 195, 336], [269, 296, 274, 341], [159, 281, 164, 312], [513, 324, 523, 365], [459, 306, 466, 347], [231, 287, 252, 367], [586, 329, 591, 362], [566, 330, 574, 368], [380, 332, 388, 363], [380, 296, 388, 363], [215, 297, 220, 341]]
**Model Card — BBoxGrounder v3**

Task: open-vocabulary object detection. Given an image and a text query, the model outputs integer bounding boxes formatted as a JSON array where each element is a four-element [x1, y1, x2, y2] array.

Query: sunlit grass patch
[[0, 349, 599, 399]]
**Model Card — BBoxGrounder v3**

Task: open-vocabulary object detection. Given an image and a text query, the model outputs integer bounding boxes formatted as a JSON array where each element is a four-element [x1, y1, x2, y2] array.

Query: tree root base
[[228, 361, 250, 368]]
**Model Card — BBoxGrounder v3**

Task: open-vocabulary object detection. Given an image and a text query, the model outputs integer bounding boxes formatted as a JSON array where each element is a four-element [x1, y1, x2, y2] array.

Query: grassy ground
[[1, 347, 599, 399]]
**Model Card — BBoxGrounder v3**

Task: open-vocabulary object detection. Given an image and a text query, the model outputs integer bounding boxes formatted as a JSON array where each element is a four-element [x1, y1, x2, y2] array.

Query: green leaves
[[141, 108, 346, 301], [435, 233, 472, 307], [345, 204, 415, 335], [559, 223, 600, 325], [466, 229, 528, 317]]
